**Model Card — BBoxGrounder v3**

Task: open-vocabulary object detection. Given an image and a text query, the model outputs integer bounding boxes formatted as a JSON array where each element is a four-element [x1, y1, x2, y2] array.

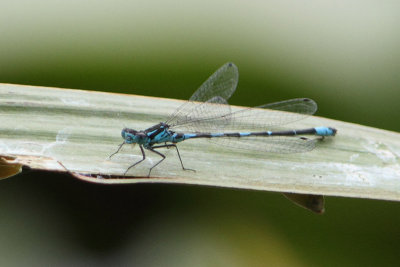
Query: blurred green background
[[1, 0, 400, 266]]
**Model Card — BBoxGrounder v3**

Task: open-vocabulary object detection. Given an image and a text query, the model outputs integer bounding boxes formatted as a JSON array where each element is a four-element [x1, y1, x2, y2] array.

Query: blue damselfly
[[110, 63, 336, 176]]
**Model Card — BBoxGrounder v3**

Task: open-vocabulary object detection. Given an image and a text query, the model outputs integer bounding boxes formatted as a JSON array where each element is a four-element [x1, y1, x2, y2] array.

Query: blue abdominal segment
[[314, 126, 337, 136]]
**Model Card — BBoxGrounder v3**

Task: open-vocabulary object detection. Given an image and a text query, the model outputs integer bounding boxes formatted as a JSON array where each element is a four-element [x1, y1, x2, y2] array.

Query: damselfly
[[110, 63, 336, 176]]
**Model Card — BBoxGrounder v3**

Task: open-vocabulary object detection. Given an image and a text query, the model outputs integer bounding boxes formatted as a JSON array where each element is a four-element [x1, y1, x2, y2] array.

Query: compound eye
[[126, 136, 132, 142]]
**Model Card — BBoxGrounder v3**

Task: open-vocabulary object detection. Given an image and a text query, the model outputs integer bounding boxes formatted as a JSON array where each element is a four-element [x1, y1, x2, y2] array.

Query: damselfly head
[[121, 128, 136, 143]]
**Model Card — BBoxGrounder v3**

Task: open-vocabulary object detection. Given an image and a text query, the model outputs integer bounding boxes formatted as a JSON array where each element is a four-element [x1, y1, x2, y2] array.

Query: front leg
[[109, 142, 125, 159]]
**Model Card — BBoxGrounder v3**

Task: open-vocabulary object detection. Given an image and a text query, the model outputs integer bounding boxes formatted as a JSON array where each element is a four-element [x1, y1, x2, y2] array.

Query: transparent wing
[[168, 96, 231, 132], [189, 62, 238, 102], [165, 62, 319, 154], [170, 98, 317, 133], [207, 135, 318, 153], [165, 62, 238, 128], [219, 98, 317, 131], [203, 98, 318, 152]]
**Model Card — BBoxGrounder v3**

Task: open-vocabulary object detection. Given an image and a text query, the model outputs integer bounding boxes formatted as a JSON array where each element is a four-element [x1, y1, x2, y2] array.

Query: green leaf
[[1, 83, 400, 203]]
